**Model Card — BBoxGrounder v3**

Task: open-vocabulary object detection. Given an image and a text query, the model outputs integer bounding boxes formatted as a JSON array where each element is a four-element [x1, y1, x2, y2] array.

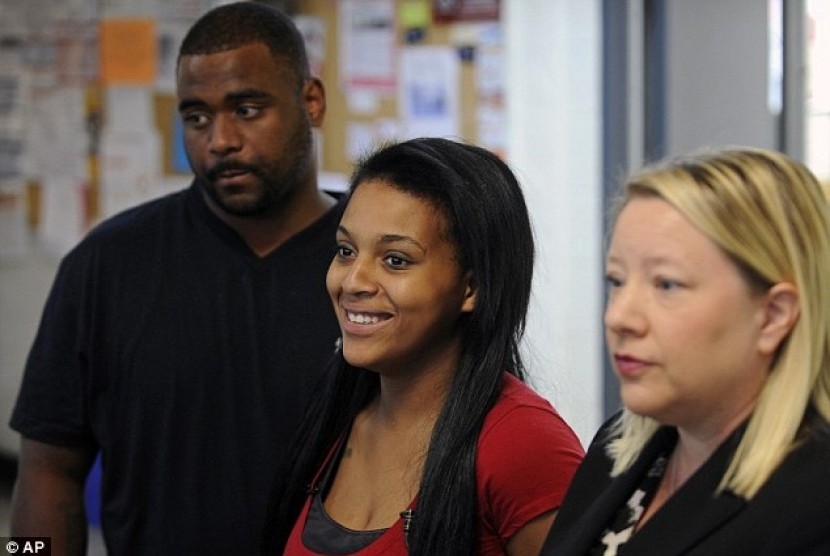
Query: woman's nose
[[340, 257, 378, 296], [604, 283, 646, 337]]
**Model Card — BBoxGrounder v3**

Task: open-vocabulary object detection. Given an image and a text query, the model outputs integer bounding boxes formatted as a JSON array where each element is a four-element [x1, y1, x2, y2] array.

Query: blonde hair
[[606, 148, 830, 499]]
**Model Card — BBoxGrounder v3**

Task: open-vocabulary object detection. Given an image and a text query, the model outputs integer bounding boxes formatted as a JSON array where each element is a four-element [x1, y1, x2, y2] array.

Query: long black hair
[[263, 138, 535, 555]]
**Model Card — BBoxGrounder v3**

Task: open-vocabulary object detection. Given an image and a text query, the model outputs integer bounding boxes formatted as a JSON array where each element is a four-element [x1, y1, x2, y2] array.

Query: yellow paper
[[399, 0, 431, 28]]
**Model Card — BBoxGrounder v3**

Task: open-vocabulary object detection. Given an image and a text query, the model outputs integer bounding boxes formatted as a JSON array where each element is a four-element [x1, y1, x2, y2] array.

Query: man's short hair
[[178, 2, 310, 87]]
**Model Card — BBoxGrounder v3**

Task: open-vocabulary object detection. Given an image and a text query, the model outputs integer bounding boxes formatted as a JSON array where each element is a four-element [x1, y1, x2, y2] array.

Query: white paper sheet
[[339, 0, 397, 92], [398, 46, 460, 139]]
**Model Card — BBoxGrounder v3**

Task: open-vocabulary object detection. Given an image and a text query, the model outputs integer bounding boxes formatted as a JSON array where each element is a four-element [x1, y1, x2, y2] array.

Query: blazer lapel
[[550, 428, 678, 555], [622, 427, 747, 555]]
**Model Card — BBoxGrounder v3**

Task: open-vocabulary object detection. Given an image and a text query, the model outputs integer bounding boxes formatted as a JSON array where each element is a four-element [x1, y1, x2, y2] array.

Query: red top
[[283, 374, 585, 555]]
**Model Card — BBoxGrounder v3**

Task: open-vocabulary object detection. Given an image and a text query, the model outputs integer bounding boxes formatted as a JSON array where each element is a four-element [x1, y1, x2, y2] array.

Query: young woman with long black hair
[[263, 137, 584, 556]]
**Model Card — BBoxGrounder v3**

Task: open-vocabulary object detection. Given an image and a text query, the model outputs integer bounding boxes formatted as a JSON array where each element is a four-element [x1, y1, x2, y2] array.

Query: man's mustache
[[206, 162, 259, 181]]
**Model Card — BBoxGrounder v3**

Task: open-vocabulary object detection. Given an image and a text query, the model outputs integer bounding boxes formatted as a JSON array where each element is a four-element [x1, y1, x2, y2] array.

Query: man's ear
[[758, 282, 800, 356], [461, 273, 477, 313], [303, 77, 326, 127]]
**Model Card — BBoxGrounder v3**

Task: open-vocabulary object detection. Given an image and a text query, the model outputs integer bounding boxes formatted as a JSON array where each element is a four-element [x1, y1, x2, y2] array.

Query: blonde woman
[[540, 148, 830, 555]]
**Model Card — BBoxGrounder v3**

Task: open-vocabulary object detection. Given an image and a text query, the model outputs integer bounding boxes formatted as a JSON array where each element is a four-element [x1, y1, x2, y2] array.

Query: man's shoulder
[[279, 192, 347, 257], [77, 188, 192, 252], [92, 188, 190, 235], [52, 188, 194, 274]]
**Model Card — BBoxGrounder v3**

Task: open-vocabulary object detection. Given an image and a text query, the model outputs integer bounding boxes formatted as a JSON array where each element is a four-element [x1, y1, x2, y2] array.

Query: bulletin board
[[297, 0, 505, 175]]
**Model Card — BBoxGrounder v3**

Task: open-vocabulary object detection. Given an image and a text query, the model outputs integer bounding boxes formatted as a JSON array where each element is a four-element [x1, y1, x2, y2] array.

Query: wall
[[301, 0, 499, 175], [0, 254, 57, 455], [661, 0, 778, 155], [506, 0, 603, 445]]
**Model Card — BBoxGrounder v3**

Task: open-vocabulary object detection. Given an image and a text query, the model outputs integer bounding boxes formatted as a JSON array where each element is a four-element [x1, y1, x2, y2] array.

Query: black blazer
[[540, 415, 830, 556]]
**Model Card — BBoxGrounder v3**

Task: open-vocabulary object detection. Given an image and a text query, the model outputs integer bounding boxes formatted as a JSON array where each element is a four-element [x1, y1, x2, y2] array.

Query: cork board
[[299, 0, 498, 175]]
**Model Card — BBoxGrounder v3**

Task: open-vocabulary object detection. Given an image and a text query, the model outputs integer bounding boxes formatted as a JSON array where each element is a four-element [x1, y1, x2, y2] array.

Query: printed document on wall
[[399, 46, 459, 139], [339, 0, 396, 92]]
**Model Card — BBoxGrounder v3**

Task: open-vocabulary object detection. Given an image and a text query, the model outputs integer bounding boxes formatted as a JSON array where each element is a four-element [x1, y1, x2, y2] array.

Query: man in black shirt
[[9, 3, 343, 554]]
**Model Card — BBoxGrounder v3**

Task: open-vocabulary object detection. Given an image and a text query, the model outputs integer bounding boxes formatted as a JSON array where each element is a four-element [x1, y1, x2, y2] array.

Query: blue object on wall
[[172, 111, 191, 173]]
